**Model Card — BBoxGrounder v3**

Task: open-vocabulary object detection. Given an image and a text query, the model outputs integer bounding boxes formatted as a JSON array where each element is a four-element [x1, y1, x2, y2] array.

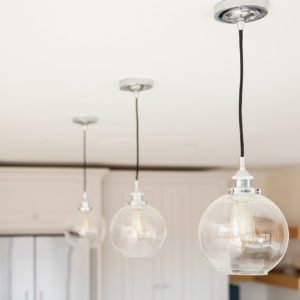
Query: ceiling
[[0, 0, 298, 168]]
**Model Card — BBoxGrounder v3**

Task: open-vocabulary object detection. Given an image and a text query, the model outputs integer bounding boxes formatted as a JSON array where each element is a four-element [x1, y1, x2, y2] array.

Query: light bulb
[[198, 159, 289, 275], [128, 208, 147, 240], [78, 212, 93, 236], [65, 202, 106, 249], [227, 197, 256, 250], [109, 185, 167, 257]]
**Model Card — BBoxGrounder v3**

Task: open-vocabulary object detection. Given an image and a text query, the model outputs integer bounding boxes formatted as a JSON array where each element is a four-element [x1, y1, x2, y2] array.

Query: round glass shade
[[110, 204, 167, 257], [198, 193, 289, 275], [65, 209, 106, 248]]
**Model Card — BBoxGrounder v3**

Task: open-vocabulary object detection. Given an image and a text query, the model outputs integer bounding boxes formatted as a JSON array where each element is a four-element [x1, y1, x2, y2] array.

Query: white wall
[[0, 167, 107, 234]]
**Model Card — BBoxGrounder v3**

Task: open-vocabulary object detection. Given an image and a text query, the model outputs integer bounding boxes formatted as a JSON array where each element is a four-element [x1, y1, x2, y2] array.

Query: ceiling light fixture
[[109, 78, 167, 257], [198, 0, 289, 275], [65, 117, 106, 248]]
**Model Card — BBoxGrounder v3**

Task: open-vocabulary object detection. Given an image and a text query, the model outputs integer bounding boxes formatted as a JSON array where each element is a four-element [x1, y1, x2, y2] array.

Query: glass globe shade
[[65, 208, 106, 249], [198, 192, 289, 275], [110, 204, 167, 257]]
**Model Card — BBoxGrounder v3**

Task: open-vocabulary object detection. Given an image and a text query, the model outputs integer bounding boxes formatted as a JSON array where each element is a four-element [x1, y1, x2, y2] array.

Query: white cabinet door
[[102, 171, 229, 300], [35, 236, 90, 300], [0, 236, 91, 300], [0, 237, 34, 300]]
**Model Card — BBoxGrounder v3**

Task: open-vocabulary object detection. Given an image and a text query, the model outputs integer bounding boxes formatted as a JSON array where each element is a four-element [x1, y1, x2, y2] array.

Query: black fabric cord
[[83, 126, 87, 193], [135, 96, 139, 181], [239, 29, 244, 158]]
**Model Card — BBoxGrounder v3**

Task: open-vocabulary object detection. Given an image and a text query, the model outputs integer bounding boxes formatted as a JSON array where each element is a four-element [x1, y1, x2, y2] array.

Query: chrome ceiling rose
[[119, 78, 154, 93], [72, 116, 98, 126], [214, 0, 269, 24]]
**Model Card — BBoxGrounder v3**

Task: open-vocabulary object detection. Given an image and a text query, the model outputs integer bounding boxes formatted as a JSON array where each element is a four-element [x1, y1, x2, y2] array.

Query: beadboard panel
[[102, 171, 230, 300]]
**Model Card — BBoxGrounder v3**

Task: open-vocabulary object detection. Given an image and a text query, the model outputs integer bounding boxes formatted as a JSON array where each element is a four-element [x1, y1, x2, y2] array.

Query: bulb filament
[[228, 200, 256, 251], [128, 208, 147, 241]]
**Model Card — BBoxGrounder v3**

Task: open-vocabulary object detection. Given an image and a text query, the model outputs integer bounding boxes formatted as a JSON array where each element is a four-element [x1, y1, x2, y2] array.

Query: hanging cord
[[83, 125, 87, 196], [135, 93, 140, 181], [238, 29, 244, 158]]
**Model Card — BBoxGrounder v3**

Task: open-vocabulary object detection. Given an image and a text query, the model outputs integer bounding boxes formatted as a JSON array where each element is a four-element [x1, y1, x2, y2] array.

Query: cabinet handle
[[24, 290, 29, 300], [39, 290, 44, 300], [153, 283, 169, 289]]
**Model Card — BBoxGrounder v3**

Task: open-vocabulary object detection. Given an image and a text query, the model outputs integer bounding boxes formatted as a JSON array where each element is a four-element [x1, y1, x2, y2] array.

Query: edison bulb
[[128, 208, 147, 240], [228, 198, 256, 250], [65, 208, 106, 248], [110, 203, 167, 257]]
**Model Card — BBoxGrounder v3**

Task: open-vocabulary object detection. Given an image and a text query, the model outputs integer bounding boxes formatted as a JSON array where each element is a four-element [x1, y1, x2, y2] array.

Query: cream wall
[[236, 165, 300, 300], [264, 165, 300, 227], [264, 166, 300, 299]]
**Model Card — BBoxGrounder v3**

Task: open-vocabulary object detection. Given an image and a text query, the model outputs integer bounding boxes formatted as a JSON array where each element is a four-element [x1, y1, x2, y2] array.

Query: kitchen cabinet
[[0, 236, 34, 299], [0, 236, 90, 300]]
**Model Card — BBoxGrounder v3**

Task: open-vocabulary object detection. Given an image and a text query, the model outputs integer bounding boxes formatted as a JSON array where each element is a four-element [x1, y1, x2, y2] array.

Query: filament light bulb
[[228, 198, 256, 250], [78, 212, 93, 236], [128, 208, 147, 240], [110, 184, 167, 257], [65, 204, 106, 249]]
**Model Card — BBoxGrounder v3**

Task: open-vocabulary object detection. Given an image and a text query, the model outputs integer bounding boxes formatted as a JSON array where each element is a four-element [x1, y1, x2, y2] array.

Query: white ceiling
[[0, 0, 298, 168]]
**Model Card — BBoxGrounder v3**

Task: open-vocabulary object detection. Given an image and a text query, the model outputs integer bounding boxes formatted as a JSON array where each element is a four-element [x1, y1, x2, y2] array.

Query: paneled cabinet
[[102, 171, 231, 300], [0, 236, 90, 300], [0, 237, 34, 299]]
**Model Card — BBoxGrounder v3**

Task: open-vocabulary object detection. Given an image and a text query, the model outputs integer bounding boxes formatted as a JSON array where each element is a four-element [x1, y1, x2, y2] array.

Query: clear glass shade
[[65, 208, 106, 248], [198, 193, 289, 275], [110, 204, 167, 257]]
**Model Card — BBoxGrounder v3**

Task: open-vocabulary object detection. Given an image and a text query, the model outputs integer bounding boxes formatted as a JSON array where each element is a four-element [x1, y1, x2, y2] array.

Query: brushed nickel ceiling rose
[[119, 78, 154, 93], [214, 0, 269, 24], [72, 116, 98, 126]]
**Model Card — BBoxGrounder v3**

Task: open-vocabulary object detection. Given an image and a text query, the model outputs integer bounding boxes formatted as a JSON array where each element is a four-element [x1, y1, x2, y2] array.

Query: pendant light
[[65, 117, 106, 248], [109, 78, 167, 257], [198, 0, 289, 275]]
